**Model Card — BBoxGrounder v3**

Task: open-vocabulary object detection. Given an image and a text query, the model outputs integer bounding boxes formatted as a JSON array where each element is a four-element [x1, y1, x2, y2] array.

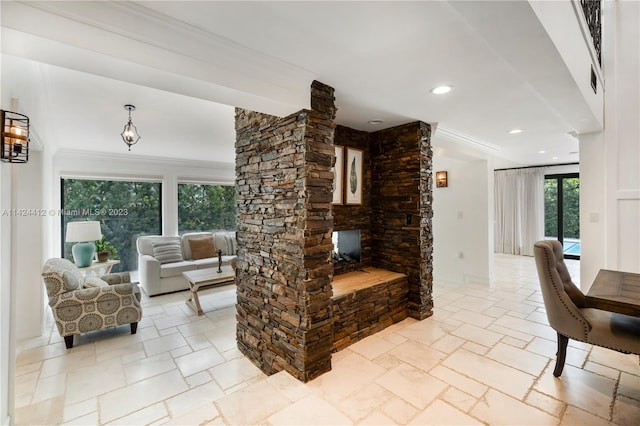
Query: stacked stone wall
[[332, 125, 372, 275], [370, 123, 433, 319], [235, 80, 432, 381], [235, 81, 335, 382], [332, 276, 408, 351]]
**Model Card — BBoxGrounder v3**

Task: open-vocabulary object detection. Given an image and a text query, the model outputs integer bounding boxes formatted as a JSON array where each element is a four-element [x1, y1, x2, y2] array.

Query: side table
[[77, 259, 120, 276]]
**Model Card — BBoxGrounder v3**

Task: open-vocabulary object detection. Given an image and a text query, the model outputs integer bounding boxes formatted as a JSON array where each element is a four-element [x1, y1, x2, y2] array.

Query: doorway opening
[[544, 173, 580, 259]]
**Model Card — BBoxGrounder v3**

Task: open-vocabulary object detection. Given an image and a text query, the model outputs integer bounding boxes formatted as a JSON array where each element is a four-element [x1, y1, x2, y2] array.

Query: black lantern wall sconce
[[1, 110, 29, 163]]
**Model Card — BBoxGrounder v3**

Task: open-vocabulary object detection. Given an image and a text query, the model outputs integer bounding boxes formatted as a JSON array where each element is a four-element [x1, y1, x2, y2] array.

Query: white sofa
[[137, 231, 237, 296]]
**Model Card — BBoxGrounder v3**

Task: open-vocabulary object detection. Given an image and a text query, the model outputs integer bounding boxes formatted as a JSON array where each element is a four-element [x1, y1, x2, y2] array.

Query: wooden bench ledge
[[332, 267, 407, 298]]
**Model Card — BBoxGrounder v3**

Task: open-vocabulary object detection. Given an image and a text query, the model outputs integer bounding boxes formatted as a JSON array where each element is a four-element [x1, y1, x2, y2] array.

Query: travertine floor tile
[[123, 352, 176, 384], [267, 395, 353, 425], [471, 389, 557, 425], [612, 395, 640, 426], [208, 356, 264, 390], [409, 399, 482, 425], [174, 346, 225, 377], [165, 381, 225, 418], [485, 342, 549, 376], [349, 335, 397, 360], [13, 254, 638, 426], [387, 339, 446, 373], [65, 361, 126, 404], [14, 395, 65, 425], [378, 396, 419, 424], [215, 380, 290, 425], [376, 364, 448, 409], [443, 349, 535, 399], [534, 363, 616, 419], [103, 402, 168, 426], [336, 383, 394, 422], [99, 369, 188, 423], [307, 353, 385, 403], [451, 323, 503, 348]]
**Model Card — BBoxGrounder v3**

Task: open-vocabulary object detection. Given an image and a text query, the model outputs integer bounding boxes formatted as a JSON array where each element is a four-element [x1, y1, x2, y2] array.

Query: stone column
[[235, 81, 336, 382], [370, 122, 433, 320]]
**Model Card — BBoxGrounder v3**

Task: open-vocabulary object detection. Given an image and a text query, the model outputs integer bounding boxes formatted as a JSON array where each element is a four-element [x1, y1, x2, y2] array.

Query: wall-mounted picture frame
[[345, 147, 363, 205], [332, 145, 344, 204]]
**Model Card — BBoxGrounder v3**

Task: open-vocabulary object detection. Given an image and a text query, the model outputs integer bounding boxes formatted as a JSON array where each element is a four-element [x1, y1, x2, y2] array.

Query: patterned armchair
[[41, 258, 143, 349]]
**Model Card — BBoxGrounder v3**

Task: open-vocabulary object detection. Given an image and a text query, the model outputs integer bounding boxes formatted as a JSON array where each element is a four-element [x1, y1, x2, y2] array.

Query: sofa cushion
[[159, 261, 197, 278], [152, 240, 184, 264], [138, 236, 180, 257], [181, 232, 214, 260], [84, 276, 109, 288], [189, 236, 216, 260]]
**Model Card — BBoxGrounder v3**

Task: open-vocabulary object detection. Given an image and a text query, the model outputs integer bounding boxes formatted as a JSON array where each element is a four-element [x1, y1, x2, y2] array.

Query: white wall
[[579, 131, 605, 289], [580, 1, 640, 287], [0, 163, 15, 426], [529, 0, 604, 127], [13, 151, 43, 340], [433, 156, 493, 285]]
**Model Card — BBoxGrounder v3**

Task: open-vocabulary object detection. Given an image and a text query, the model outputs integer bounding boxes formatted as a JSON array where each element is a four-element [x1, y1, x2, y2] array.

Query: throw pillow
[[83, 276, 109, 288], [224, 234, 237, 255], [62, 270, 83, 292], [189, 237, 215, 260], [152, 240, 184, 264]]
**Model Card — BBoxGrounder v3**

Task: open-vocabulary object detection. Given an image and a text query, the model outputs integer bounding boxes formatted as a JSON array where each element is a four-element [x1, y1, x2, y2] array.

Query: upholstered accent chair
[[41, 258, 143, 349], [533, 240, 640, 377]]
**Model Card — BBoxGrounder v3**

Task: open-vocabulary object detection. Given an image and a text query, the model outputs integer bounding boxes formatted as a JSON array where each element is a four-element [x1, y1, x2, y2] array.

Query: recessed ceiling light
[[552, 156, 559, 160], [368, 119, 383, 125], [509, 129, 523, 134], [429, 85, 453, 95], [538, 150, 546, 154], [569, 151, 578, 155]]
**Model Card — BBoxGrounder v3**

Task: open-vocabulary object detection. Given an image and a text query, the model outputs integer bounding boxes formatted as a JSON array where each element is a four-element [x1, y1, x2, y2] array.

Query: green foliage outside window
[[544, 179, 558, 238], [544, 177, 579, 239], [562, 178, 580, 239], [178, 183, 236, 234], [62, 179, 162, 273]]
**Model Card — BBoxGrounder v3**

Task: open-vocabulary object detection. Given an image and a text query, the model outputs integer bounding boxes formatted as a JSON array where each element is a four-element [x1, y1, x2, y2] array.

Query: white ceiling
[[1, 1, 601, 166]]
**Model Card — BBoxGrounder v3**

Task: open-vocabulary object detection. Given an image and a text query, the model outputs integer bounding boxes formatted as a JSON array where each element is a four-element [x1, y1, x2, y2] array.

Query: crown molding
[[434, 124, 501, 154], [3, 1, 314, 112], [55, 149, 234, 173]]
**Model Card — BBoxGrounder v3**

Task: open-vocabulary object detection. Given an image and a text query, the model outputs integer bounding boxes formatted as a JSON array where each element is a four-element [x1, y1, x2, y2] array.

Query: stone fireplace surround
[[235, 81, 433, 382]]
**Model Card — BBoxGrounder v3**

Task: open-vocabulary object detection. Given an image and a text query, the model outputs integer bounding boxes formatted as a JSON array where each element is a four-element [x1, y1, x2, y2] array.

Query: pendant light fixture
[[121, 104, 141, 151], [1, 110, 30, 163]]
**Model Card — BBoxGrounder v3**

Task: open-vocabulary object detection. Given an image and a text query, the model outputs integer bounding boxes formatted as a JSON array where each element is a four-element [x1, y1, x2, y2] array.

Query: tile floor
[[14, 254, 640, 425]]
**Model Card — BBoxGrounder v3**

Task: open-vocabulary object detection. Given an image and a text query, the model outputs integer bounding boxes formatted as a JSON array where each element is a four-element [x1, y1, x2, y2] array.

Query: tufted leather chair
[[533, 240, 640, 376]]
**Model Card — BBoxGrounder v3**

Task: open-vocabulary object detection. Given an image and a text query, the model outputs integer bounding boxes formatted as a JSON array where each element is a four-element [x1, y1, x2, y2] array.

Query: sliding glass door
[[544, 173, 580, 259]]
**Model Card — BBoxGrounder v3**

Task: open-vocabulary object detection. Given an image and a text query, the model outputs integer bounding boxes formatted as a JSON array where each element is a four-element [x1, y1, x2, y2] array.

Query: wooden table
[[183, 266, 235, 316], [585, 269, 640, 317]]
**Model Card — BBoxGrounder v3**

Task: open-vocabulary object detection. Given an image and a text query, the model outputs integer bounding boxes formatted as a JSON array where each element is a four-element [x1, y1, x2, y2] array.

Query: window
[[61, 179, 162, 272], [544, 174, 580, 259], [178, 183, 236, 234]]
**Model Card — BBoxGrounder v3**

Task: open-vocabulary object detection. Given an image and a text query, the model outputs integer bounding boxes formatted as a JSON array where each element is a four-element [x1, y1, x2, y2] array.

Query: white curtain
[[494, 168, 545, 256]]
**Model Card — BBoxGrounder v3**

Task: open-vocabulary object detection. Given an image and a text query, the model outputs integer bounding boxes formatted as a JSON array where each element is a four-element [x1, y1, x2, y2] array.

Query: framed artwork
[[345, 147, 363, 205], [332, 145, 344, 204]]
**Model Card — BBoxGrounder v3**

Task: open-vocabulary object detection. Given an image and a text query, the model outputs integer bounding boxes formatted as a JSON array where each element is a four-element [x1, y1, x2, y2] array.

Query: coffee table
[[183, 266, 235, 316]]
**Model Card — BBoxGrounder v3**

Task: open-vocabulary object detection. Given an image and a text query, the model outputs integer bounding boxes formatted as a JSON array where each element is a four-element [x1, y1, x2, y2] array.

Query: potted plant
[[95, 235, 118, 262]]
